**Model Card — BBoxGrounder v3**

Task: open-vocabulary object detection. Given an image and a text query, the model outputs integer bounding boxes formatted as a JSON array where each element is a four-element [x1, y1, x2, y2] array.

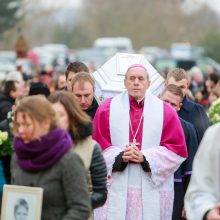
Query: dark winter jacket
[[0, 92, 14, 122], [72, 123, 107, 209], [178, 96, 210, 144], [85, 98, 99, 120], [88, 143, 107, 209]]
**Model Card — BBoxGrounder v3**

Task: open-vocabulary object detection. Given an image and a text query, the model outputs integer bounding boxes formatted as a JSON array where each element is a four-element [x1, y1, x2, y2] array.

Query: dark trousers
[[172, 183, 185, 220]]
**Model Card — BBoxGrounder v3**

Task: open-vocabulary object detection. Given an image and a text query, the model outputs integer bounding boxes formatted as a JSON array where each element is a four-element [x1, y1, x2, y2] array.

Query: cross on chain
[[130, 138, 139, 148], [129, 112, 144, 148]]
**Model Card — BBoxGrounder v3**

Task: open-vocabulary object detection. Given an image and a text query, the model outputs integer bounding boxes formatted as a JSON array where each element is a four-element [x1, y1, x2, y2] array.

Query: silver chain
[[129, 112, 144, 143]]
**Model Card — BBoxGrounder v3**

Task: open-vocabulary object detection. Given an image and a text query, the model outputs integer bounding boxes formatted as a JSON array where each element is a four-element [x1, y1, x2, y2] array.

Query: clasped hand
[[122, 145, 144, 163], [206, 203, 220, 220]]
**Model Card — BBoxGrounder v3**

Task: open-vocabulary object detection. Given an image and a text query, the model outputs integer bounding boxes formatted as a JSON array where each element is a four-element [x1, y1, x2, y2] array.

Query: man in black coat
[[0, 91, 14, 122], [0, 71, 24, 122], [165, 68, 210, 144], [160, 84, 199, 220], [0, 85, 17, 183]]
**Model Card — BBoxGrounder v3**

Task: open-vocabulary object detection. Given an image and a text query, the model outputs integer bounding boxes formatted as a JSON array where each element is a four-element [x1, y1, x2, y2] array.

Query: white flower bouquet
[[0, 131, 13, 156]]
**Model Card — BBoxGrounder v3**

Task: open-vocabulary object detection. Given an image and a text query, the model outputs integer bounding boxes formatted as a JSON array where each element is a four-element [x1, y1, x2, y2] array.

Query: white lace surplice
[[94, 91, 185, 220]]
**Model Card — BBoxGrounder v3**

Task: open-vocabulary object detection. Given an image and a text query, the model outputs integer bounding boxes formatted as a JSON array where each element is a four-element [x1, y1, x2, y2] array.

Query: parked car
[[153, 56, 220, 74], [75, 48, 108, 69], [94, 37, 133, 53]]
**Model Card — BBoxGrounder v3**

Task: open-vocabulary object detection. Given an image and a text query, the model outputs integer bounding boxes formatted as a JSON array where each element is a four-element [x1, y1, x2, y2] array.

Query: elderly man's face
[[72, 81, 94, 110], [124, 67, 150, 100]]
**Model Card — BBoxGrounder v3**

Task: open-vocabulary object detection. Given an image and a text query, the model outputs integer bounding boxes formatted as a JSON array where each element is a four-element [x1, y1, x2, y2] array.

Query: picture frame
[[1, 185, 43, 220]]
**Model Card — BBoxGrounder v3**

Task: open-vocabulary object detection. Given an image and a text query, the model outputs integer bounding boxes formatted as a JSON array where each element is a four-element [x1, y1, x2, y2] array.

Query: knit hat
[[29, 82, 50, 97]]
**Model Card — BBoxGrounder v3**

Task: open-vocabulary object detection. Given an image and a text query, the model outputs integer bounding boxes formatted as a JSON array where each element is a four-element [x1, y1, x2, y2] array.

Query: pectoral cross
[[130, 138, 139, 147], [129, 112, 143, 148]]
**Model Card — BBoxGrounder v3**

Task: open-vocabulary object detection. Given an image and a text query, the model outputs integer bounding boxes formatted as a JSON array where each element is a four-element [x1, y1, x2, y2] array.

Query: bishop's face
[[124, 67, 150, 100]]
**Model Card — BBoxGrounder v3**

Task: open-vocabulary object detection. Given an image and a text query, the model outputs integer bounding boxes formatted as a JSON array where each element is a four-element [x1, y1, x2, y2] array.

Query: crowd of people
[[0, 58, 220, 220]]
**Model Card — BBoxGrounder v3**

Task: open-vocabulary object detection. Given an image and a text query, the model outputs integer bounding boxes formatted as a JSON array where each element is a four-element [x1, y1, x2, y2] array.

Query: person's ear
[[177, 102, 183, 111]]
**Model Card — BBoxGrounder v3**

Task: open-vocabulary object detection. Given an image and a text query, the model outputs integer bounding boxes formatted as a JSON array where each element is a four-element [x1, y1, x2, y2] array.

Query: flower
[[0, 130, 13, 156], [208, 98, 220, 124]]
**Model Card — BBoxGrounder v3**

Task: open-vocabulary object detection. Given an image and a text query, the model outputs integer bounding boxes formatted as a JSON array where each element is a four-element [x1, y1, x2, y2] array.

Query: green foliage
[[0, 0, 22, 34], [208, 98, 220, 124], [0, 131, 13, 156], [201, 32, 220, 63]]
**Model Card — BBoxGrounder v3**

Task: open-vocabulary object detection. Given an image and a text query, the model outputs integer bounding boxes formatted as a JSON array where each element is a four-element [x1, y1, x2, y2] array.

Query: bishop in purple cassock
[[93, 64, 188, 220]]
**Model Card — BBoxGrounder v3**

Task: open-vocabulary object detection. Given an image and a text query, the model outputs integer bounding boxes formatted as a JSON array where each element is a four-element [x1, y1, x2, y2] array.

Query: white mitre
[[92, 53, 164, 104]]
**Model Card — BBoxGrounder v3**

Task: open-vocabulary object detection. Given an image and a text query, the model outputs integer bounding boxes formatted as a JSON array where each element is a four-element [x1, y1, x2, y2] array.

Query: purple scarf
[[13, 128, 73, 171]]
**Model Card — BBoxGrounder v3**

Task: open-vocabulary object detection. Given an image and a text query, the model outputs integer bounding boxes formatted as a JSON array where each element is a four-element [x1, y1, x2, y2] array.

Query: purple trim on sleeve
[[184, 171, 192, 175], [174, 178, 183, 183]]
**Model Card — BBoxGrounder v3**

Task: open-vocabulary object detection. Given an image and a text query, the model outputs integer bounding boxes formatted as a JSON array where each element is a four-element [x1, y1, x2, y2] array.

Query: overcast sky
[[24, 0, 82, 10], [182, 0, 220, 14], [203, 0, 220, 13], [43, 0, 82, 8]]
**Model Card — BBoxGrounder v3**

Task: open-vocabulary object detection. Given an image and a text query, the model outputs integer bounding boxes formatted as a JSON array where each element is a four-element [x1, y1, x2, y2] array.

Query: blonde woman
[[49, 91, 107, 211]]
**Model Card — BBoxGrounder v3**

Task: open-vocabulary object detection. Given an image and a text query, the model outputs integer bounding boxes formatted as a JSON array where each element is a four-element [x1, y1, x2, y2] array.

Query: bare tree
[[73, 0, 220, 49], [0, 0, 22, 34]]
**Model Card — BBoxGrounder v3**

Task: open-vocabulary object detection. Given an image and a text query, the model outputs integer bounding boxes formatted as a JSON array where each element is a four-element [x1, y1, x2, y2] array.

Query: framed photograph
[[1, 185, 43, 220]]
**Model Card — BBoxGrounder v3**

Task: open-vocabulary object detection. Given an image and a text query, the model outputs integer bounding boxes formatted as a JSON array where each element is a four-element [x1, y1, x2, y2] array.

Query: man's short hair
[[65, 62, 89, 80], [161, 84, 184, 100], [71, 72, 95, 91], [166, 68, 188, 82]]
